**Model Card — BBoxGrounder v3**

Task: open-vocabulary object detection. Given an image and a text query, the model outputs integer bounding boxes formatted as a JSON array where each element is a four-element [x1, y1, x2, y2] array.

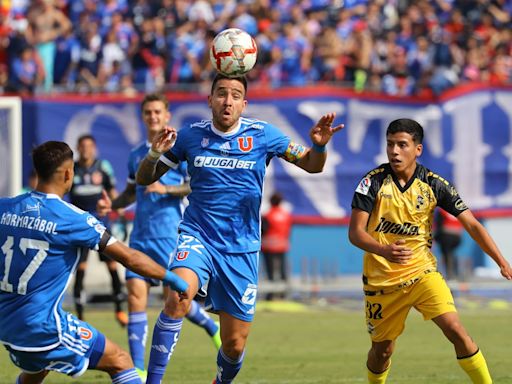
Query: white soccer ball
[[210, 28, 258, 77]]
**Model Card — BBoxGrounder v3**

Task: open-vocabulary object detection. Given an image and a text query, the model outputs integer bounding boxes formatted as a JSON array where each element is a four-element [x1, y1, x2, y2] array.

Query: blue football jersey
[[128, 142, 188, 241], [0, 192, 106, 351], [161, 118, 291, 253]]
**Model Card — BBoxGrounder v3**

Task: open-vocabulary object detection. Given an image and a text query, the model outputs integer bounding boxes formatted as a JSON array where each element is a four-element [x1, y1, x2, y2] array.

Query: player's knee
[[220, 335, 246, 359], [106, 348, 133, 375], [127, 288, 145, 309], [20, 371, 49, 384], [162, 297, 189, 318], [371, 343, 394, 363], [106, 262, 118, 272]]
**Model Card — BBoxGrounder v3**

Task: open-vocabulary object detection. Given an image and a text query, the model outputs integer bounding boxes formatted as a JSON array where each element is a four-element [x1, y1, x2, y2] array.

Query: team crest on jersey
[[416, 195, 425, 210], [79, 327, 93, 340], [455, 199, 467, 211], [201, 137, 209, 148], [237, 136, 253, 152], [176, 251, 189, 261], [356, 177, 371, 195], [91, 171, 103, 185], [219, 142, 231, 156]]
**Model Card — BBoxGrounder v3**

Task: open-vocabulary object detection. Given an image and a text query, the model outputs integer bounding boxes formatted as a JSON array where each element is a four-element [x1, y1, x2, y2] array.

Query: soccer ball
[[210, 28, 258, 77]]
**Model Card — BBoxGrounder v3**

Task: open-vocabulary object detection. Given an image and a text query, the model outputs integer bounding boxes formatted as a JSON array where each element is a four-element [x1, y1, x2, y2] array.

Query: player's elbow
[[307, 166, 323, 174], [348, 227, 360, 247], [303, 164, 324, 174]]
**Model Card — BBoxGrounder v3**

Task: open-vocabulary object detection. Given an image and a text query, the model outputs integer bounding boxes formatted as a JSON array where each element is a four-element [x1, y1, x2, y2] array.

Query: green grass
[[2, 305, 512, 383]]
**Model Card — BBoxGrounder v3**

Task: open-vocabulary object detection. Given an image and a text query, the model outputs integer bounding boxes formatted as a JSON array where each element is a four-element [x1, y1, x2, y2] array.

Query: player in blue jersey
[[135, 74, 344, 384], [69, 134, 127, 327], [97, 93, 221, 381], [0, 141, 188, 384]]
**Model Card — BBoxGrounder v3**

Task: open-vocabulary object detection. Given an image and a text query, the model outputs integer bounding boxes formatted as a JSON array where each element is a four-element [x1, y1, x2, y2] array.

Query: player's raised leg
[[146, 268, 200, 384], [432, 312, 492, 384], [213, 312, 251, 384]]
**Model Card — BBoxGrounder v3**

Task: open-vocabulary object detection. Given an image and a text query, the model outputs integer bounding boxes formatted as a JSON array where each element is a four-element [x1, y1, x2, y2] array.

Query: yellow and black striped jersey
[[351, 163, 468, 291]]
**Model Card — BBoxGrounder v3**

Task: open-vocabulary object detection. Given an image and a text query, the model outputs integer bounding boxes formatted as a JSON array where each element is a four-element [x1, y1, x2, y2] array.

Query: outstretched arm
[[103, 236, 188, 297], [295, 113, 344, 173], [136, 127, 176, 185], [457, 209, 512, 279]]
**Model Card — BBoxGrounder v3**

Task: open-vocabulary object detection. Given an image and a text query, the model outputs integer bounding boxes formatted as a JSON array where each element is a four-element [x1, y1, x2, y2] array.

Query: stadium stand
[[0, 0, 511, 96]]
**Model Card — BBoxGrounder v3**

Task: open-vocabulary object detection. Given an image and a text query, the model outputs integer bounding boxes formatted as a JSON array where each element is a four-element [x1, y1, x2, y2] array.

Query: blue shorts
[[127, 238, 176, 286], [170, 232, 259, 322], [5, 313, 104, 377]]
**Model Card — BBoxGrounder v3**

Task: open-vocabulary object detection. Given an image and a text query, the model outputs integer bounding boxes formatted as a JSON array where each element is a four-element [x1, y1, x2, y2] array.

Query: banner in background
[[22, 87, 512, 217]]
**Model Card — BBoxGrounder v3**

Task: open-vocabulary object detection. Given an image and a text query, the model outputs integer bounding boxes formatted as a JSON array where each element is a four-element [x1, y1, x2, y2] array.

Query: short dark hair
[[32, 141, 73, 182], [211, 73, 248, 95], [77, 134, 96, 146], [270, 192, 283, 206], [141, 93, 169, 110], [386, 118, 424, 144]]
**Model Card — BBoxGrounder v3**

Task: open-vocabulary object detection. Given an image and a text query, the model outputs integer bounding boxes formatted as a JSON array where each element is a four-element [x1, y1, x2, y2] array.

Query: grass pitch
[[1, 304, 512, 383]]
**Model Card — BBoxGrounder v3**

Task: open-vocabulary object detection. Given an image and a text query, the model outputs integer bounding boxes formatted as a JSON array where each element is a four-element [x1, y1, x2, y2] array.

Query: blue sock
[[112, 368, 142, 383], [146, 312, 183, 384], [215, 348, 245, 383], [186, 300, 219, 336], [128, 311, 148, 371]]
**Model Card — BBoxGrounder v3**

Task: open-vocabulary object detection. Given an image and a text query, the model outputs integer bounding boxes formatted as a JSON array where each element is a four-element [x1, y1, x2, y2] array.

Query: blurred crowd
[[1, 0, 511, 97]]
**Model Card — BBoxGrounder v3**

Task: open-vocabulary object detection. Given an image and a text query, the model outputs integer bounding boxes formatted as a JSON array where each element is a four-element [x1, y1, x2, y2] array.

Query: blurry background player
[[0, 140, 188, 384], [434, 208, 464, 280], [349, 118, 512, 384], [97, 93, 221, 381], [136, 74, 343, 384], [21, 169, 38, 193], [69, 134, 127, 327], [261, 192, 292, 300]]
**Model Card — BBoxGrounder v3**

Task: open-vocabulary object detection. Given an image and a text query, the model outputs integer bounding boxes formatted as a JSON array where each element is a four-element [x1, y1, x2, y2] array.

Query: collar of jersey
[[210, 119, 241, 137], [31, 191, 60, 199]]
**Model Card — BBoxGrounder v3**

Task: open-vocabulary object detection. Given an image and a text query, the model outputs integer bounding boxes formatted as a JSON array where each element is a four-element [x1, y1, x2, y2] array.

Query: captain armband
[[98, 230, 116, 252], [282, 141, 307, 163]]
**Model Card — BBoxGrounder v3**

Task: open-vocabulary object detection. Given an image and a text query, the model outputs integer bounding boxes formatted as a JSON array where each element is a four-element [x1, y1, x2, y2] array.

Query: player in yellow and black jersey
[[349, 118, 512, 384], [352, 162, 463, 292]]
